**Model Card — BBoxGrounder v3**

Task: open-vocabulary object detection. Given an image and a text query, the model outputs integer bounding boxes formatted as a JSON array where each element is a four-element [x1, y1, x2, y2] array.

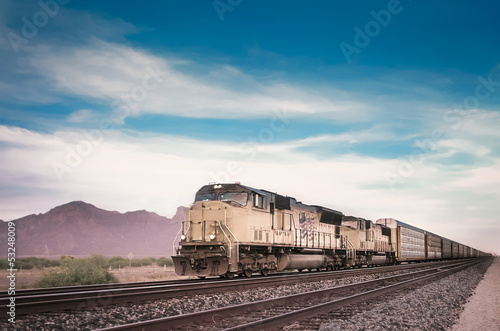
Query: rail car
[[172, 183, 487, 278]]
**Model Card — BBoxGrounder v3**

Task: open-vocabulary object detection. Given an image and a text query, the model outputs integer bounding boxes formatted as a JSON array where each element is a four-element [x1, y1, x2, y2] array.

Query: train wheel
[[198, 276, 206, 279], [225, 272, 235, 279], [260, 269, 269, 276], [297, 269, 303, 272], [243, 269, 253, 278]]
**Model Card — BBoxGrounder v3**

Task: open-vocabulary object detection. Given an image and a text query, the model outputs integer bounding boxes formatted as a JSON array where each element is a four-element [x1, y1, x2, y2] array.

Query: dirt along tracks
[[453, 257, 500, 330], [0, 266, 188, 291]]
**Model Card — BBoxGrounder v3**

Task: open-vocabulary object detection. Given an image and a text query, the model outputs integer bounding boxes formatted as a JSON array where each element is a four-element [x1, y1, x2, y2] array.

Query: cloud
[[19, 39, 373, 123], [0, 4, 498, 255], [1, 121, 499, 254], [67, 109, 95, 123]]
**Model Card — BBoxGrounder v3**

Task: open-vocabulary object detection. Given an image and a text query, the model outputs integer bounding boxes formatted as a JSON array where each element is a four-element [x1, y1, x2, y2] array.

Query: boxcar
[[442, 238, 452, 259], [451, 241, 459, 258], [425, 232, 442, 260], [376, 218, 425, 262]]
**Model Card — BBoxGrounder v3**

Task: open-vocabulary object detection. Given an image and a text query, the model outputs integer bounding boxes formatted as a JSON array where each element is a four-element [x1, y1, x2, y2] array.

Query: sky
[[0, 0, 499, 255]]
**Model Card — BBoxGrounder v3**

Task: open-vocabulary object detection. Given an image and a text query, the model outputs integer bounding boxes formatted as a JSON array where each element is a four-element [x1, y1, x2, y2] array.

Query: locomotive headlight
[[181, 235, 186, 241], [209, 234, 216, 240]]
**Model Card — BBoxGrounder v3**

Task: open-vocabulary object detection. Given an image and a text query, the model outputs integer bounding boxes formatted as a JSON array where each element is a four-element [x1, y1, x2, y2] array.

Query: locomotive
[[172, 183, 486, 278]]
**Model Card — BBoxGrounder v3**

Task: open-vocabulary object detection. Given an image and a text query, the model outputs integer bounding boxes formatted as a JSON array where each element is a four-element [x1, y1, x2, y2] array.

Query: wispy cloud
[[17, 39, 375, 123], [67, 109, 95, 123], [0, 2, 499, 255], [1, 119, 499, 254]]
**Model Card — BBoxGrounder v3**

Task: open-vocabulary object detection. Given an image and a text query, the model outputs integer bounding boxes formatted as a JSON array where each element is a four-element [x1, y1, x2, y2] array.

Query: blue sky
[[0, 0, 499, 254]]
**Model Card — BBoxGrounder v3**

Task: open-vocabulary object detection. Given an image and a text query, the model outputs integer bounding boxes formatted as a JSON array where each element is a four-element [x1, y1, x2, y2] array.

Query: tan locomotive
[[172, 183, 486, 278]]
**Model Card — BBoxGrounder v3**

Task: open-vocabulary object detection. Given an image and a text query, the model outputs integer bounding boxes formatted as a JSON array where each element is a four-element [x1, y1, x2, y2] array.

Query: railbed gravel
[[319, 259, 492, 331], [1, 263, 488, 330]]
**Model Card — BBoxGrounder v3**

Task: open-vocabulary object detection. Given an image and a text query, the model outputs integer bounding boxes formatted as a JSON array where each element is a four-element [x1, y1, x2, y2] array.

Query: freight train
[[172, 183, 488, 279]]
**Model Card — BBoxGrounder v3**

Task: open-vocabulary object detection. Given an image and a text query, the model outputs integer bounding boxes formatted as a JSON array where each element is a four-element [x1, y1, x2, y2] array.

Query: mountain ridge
[[0, 201, 186, 258]]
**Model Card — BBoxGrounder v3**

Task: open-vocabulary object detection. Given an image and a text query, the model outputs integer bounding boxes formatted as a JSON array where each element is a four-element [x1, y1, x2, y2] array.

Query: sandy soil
[[452, 257, 500, 330], [0, 268, 44, 290], [0, 265, 191, 290], [109, 265, 194, 282]]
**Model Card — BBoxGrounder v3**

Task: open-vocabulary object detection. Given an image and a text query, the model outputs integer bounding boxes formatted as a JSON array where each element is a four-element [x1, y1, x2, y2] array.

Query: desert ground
[[0, 265, 191, 290]]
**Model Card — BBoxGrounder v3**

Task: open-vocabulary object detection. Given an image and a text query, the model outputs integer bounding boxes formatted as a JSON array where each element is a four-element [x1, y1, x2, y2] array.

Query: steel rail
[[225, 260, 482, 330], [0, 258, 465, 298], [0, 259, 475, 317], [95, 259, 483, 331], [0, 278, 202, 297]]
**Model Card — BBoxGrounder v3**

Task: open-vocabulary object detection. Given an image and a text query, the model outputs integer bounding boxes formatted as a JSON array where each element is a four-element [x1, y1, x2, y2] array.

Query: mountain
[[0, 202, 187, 258]]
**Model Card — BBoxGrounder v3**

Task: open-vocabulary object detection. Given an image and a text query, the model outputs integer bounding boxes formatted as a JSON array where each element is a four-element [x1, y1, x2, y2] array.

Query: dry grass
[[109, 265, 196, 283], [0, 268, 49, 290], [0, 265, 193, 290]]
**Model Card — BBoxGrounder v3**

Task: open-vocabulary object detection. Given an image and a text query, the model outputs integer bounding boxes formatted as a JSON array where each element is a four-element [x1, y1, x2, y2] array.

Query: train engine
[[172, 183, 395, 278]]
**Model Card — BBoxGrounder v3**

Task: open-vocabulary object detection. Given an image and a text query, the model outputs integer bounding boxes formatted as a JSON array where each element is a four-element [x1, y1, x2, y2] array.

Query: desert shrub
[[36, 258, 117, 288], [0, 259, 9, 269], [130, 259, 142, 267], [16, 260, 34, 269], [109, 256, 126, 269], [156, 257, 174, 267], [49, 259, 61, 267], [30, 257, 51, 269], [89, 254, 109, 269], [12, 257, 38, 270], [60, 255, 74, 260], [138, 257, 155, 266]]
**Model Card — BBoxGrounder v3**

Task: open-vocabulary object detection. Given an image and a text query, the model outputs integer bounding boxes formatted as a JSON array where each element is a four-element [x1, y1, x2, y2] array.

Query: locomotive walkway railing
[[294, 229, 345, 250], [345, 237, 356, 260]]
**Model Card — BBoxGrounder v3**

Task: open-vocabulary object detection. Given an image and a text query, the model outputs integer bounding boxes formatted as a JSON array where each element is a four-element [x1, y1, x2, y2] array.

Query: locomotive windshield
[[195, 193, 216, 202], [219, 192, 248, 206]]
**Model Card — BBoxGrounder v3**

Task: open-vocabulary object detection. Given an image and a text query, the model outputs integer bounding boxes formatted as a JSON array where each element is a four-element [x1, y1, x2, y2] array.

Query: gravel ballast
[[319, 259, 492, 331], [1, 262, 491, 330]]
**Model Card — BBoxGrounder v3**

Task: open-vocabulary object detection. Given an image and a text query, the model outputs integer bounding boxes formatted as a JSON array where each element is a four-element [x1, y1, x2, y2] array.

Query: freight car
[[172, 183, 485, 278], [374, 218, 482, 263]]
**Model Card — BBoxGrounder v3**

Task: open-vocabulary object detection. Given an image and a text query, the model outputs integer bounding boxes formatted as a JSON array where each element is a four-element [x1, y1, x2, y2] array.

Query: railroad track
[[0, 259, 472, 317], [96, 259, 481, 331], [1, 278, 202, 297]]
